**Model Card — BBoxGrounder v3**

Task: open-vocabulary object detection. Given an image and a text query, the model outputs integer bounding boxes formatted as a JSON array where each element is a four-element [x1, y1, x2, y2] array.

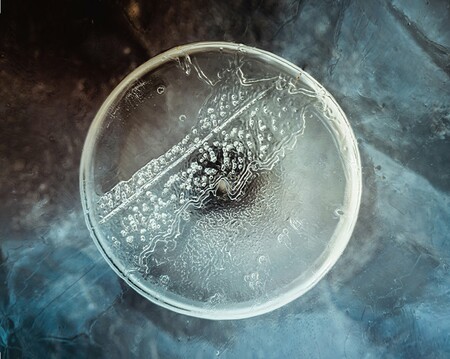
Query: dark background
[[1, 0, 449, 358]]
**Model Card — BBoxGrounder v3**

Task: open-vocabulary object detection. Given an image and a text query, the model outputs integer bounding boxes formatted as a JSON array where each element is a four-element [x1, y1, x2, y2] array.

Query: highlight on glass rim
[[80, 42, 362, 320]]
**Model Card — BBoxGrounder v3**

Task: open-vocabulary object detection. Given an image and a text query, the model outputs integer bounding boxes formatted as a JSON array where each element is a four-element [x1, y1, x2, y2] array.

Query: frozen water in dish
[[81, 43, 361, 319], [98, 66, 309, 299]]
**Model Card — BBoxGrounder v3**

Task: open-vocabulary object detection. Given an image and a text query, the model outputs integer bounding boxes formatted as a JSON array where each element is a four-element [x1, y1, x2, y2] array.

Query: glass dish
[[80, 42, 362, 320]]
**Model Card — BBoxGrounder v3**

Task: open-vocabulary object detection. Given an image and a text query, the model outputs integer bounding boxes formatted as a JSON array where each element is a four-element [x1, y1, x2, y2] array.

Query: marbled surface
[[0, 0, 449, 358]]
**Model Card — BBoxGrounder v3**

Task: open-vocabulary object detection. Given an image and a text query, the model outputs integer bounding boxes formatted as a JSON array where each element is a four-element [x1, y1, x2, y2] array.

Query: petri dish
[[80, 42, 362, 320]]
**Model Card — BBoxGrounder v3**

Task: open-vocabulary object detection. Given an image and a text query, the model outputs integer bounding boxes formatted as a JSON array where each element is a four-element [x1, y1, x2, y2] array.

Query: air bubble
[[258, 255, 267, 264], [335, 209, 345, 217], [179, 114, 186, 122], [160, 275, 170, 286]]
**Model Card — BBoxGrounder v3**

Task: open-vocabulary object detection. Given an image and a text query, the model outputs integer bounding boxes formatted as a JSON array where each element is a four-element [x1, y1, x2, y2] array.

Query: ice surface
[[0, 0, 449, 357], [91, 54, 355, 312]]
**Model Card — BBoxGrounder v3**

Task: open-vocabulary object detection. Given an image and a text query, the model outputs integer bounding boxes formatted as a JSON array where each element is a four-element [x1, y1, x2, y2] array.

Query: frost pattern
[[97, 60, 317, 294]]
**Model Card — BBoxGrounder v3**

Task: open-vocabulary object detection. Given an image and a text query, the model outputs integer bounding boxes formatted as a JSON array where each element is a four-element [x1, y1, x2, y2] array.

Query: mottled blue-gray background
[[0, 0, 449, 358]]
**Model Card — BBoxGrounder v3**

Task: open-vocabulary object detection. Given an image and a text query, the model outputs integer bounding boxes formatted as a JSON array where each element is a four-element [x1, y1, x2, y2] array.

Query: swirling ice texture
[[1, 0, 450, 358], [96, 61, 313, 293]]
